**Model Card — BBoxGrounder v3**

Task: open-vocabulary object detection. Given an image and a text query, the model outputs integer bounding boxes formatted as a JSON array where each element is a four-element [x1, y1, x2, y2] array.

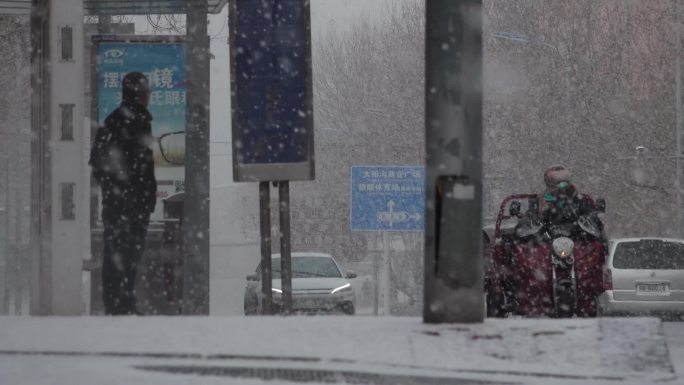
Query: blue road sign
[[351, 166, 425, 231]]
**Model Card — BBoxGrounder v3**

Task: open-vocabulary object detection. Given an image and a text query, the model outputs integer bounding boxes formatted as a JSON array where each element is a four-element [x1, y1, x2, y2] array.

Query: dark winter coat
[[541, 194, 592, 226], [89, 102, 157, 220]]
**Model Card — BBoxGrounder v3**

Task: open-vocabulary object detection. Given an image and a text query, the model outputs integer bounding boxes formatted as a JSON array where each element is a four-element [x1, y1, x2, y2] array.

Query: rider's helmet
[[544, 165, 572, 191], [543, 165, 576, 204]]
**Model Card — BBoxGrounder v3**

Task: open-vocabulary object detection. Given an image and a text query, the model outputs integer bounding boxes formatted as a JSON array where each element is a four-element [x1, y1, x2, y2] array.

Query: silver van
[[597, 238, 684, 318]]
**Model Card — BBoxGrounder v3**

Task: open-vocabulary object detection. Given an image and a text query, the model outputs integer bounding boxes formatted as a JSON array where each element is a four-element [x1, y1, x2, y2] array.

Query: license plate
[[636, 283, 670, 296]]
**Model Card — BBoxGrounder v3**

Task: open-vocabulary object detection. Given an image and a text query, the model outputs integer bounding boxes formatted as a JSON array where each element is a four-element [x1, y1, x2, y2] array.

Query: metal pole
[[424, 0, 484, 323], [259, 182, 272, 314], [1, 157, 8, 314], [14, 190, 22, 314], [87, 14, 113, 316], [183, 0, 211, 314], [373, 235, 379, 315], [677, 0, 682, 236], [278, 181, 293, 314], [382, 232, 391, 315]]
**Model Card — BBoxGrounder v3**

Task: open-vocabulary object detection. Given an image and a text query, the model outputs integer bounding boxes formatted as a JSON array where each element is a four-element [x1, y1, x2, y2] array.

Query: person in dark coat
[[89, 72, 157, 315]]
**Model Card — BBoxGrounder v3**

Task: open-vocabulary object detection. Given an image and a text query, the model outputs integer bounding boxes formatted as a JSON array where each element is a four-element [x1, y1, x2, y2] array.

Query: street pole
[[259, 182, 272, 315], [676, 0, 683, 236], [88, 13, 113, 316], [1, 156, 8, 314], [373, 247, 379, 315], [279, 182, 293, 314], [382, 231, 391, 315], [424, 0, 484, 323], [183, 0, 211, 314]]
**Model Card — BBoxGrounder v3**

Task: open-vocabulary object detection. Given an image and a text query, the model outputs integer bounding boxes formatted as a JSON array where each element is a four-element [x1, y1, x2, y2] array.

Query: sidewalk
[[0, 316, 675, 385]]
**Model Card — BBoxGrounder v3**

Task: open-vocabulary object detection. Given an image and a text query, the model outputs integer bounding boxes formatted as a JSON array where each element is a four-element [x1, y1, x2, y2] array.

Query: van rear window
[[613, 240, 684, 270]]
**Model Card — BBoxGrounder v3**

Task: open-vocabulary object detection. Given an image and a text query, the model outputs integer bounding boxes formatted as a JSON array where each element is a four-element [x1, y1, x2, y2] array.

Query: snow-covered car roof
[[271, 252, 334, 259], [610, 237, 684, 244]]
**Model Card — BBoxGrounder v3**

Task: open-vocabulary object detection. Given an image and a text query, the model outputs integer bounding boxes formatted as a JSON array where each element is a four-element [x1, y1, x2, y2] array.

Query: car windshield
[[613, 240, 684, 270], [270, 257, 342, 279]]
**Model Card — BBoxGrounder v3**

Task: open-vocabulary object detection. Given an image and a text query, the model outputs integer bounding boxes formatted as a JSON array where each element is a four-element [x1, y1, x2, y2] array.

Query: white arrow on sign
[[376, 200, 421, 228]]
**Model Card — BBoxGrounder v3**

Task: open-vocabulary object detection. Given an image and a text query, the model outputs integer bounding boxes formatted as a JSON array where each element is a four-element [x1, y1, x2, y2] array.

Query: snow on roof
[[611, 237, 684, 244], [271, 252, 333, 259]]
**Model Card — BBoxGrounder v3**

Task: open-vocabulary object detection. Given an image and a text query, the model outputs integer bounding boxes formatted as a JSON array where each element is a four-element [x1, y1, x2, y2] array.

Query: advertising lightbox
[[92, 35, 186, 221]]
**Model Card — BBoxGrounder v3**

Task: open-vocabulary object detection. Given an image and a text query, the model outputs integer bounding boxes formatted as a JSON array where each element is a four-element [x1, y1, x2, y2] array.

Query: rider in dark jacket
[[539, 165, 602, 227], [90, 72, 157, 315], [515, 165, 603, 239], [539, 165, 594, 226]]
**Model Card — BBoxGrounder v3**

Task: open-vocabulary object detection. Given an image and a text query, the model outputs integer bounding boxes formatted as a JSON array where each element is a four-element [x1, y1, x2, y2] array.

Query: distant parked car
[[598, 238, 684, 319], [244, 252, 356, 315]]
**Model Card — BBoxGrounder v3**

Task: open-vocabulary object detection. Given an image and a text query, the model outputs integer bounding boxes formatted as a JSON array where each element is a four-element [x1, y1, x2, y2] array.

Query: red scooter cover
[[487, 194, 605, 317]]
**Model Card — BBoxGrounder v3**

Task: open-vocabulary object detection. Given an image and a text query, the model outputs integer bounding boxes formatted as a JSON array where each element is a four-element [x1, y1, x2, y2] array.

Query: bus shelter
[[0, 0, 219, 315], [0, 0, 485, 323]]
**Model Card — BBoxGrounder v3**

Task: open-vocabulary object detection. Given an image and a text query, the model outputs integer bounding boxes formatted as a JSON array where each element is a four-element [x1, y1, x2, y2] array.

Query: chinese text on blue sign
[[351, 166, 425, 231]]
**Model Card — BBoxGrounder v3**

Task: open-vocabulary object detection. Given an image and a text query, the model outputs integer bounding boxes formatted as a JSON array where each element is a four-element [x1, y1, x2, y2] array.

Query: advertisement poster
[[94, 36, 186, 221]]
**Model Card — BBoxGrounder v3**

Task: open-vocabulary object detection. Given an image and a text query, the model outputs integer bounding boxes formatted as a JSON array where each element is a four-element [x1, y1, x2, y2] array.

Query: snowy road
[[665, 322, 684, 384], [0, 316, 678, 385]]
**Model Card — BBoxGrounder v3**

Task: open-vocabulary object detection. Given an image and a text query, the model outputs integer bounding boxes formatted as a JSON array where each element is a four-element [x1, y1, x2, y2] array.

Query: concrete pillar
[[423, 0, 484, 323], [184, 0, 211, 314], [30, 0, 85, 315]]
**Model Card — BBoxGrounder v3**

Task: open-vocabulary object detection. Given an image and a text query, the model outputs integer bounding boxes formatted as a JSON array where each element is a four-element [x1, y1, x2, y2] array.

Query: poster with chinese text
[[94, 36, 186, 222]]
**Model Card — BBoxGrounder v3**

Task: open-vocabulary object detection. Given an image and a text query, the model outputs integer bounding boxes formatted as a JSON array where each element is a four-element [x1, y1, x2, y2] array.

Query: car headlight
[[330, 283, 351, 294], [552, 237, 574, 258]]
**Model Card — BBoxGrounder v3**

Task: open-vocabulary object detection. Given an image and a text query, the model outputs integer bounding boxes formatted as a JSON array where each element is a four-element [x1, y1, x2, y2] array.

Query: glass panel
[[60, 25, 73, 61], [613, 240, 684, 270], [59, 103, 74, 140], [270, 256, 342, 279], [60, 182, 75, 220]]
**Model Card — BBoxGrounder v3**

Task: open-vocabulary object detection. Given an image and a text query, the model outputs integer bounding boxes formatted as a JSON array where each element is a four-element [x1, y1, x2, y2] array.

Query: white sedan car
[[244, 252, 356, 315], [598, 238, 684, 319]]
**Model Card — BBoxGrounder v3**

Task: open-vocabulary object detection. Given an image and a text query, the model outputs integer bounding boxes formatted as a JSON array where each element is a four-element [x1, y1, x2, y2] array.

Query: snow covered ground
[[0, 316, 677, 384], [665, 322, 684, 384]]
